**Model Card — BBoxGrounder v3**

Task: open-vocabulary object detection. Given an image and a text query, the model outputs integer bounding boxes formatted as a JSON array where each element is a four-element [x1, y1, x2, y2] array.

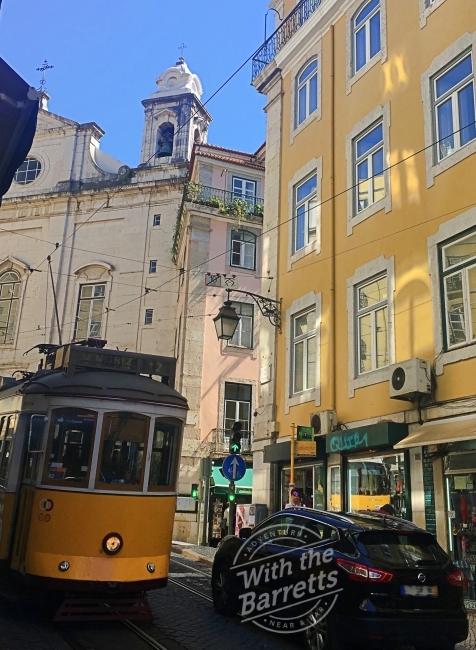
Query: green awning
[[212, 466, 252, 490], [326, 422, 408, 454]]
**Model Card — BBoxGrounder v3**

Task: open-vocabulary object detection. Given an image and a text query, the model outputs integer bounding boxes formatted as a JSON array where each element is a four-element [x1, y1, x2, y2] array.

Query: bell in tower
[[140, 57, 212, 167]]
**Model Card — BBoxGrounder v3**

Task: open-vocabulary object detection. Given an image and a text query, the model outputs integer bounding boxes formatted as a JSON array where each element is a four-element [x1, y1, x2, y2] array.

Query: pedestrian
[[285, 489, 305, 509], [220, 502, 230, 537], [378, 503, 396, 516]]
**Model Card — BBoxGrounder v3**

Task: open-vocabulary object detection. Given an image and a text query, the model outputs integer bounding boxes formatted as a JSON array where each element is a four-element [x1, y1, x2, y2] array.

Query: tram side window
[[148, 419, 181, 490], [0, 416, 15, 486], [97, 412, 149, 490], [42, 409, 97, 488]]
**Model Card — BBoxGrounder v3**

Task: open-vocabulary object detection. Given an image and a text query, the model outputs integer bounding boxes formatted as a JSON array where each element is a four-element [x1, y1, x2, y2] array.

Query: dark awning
[[326, 422, 408, 454], [0, 58, 39, 203]]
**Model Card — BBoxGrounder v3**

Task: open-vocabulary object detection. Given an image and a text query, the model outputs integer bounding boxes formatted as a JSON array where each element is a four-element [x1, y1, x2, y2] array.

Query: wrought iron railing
[[252, 0, 323, 82], [211, 428, 253, 456], [184, 184, 264, 224]]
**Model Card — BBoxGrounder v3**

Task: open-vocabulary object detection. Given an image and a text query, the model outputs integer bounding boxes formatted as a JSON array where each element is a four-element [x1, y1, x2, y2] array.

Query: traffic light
[[229, 421, 242, 454], [191, 483, 199, 499], [228, 483, 236, 502]]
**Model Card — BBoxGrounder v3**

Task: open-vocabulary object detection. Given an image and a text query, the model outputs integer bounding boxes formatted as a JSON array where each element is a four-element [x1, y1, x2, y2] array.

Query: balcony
[[211, 428, 253, 458], [252, 0, 323, 82], [184, 182, 264, 225]]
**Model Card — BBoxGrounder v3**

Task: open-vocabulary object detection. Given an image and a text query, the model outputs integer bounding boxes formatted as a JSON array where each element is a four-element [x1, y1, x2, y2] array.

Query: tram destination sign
[[56, 345, 176, 384]]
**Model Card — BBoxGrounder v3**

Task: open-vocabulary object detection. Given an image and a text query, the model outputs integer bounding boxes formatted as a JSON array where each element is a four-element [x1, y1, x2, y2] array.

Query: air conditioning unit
[[389, 359, 431, 400], [310, 410, 336, 436]]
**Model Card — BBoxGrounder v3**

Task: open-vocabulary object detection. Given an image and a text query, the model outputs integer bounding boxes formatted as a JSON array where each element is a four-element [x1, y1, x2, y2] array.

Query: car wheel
[[211, 561, 237, 616], [303, 610, 342, 650]]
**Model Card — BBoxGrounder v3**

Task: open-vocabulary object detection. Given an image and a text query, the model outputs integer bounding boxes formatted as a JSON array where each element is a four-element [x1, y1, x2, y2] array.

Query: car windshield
[[356, 531, 449, 568]]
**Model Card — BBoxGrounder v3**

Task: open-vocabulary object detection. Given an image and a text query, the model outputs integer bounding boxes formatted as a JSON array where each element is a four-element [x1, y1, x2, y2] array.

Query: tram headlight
[[102, 532, 123, 555], [147, 563, 156, 573], [58, 561, 70, 572]]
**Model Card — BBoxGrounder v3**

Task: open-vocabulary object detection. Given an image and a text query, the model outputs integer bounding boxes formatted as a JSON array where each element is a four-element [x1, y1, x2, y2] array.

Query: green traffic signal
[[191, 483, 199, 499], [230, 442, 241, 453], [229, 492, 236, 502]]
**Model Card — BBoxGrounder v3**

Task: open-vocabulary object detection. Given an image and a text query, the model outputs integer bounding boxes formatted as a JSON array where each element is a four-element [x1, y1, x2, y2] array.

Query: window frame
[[352, 0, 381, 74], [285, 292, 321, 414], [294, 173, 318, 254], [419, 0, 448, 28], [432, 52, 475, 164], [346, 0, 387, 94], [232, 177, 257, 202], [149, 260, 158, 274], [287, 158, 322, 269], [296, 58, 318, 128], [153, 214, 161, 226], [347, 256, 395, 397], [74, 283, 106, 340], [292, 308, 317, 395], [422, 33, 476, 188], [13, 157, 42, 185], [147, 417, 183, 492], [0, 271, 21, 345], [227, 301, 254, 349], [230, 229, 256, 271], [223, 382, 252, 434], [346, 104, 391, 234], [355, 274, 389, 375], [144, 309, 153, 325], [354, 121, 385, 215]]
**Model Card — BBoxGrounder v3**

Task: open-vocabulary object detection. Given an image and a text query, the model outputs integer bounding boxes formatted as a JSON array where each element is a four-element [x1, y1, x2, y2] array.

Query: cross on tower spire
[[36, 59, 54, 92], [178, 43, 187, 59]]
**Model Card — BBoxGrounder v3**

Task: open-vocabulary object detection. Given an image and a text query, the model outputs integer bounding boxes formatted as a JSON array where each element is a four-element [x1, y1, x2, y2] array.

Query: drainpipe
[[329, 24, 336, 413]]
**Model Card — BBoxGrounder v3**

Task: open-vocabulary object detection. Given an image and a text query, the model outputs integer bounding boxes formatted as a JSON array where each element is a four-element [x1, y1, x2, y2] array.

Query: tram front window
[[148, 419, 180, 490], [97, 412, 149, 490], [43, 409, 97, 488]]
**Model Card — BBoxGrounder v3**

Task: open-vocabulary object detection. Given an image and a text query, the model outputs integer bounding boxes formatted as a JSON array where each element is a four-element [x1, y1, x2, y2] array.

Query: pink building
[[173, 143, 265, 543]]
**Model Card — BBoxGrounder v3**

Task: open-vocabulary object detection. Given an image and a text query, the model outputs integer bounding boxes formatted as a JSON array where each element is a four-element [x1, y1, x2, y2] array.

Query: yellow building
[[252, 0, 476, 598]]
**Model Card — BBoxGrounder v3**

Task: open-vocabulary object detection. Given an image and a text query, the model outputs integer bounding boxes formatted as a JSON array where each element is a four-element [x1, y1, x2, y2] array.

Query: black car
[[211, 508, 468, 650]]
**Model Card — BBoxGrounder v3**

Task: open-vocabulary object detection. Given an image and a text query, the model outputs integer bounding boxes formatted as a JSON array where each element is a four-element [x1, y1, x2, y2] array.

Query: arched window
[[157, 122, 174, 158], [353, 0, 381, 73], [0, 271, 21, 344], [296, 59, 318, 126], [230, 230, 256, 270]]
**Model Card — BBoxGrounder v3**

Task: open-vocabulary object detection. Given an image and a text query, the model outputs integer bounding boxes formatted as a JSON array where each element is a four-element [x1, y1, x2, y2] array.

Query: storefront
[[326, 422, 410, 516], [209, 465, 252, 542], [263, 436, 326, 511], [395, 414, 476, 611]]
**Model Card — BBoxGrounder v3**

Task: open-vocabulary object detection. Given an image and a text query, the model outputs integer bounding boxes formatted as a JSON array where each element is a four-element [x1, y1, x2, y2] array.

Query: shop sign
[[296, 441, 317, 456], [176, 496, 197, 513], [326, 422, 407, 454], [297, 426, 313, 441]]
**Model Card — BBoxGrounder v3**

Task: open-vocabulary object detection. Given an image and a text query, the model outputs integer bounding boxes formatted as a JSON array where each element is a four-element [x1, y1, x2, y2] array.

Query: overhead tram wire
[[33, 47, 262, 272], [16, 194, 476, 340]]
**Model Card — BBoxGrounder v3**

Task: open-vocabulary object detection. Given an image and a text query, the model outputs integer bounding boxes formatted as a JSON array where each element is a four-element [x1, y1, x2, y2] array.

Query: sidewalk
[[171, 542, 217, 567]]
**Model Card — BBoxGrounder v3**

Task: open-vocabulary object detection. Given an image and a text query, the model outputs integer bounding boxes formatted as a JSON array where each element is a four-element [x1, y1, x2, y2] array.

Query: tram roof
[[0, 369, 188, 408]]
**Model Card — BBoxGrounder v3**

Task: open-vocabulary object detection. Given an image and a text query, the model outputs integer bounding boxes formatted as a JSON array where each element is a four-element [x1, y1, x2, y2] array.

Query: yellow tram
[[0, 341, 187, 606]]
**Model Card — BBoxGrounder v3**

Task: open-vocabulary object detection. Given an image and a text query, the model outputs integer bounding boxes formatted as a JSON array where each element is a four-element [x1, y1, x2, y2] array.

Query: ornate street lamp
[[213, 298, 241, 341], [213, 289, 282, 341]]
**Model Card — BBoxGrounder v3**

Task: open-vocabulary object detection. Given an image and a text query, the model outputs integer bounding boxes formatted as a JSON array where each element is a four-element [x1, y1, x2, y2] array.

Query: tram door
[[11, 416, 46, 573]]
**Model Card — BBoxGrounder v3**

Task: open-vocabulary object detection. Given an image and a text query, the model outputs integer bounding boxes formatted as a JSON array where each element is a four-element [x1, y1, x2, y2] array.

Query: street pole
[[289, 423, 296, 503], [201, 475, 210, 546], [228, 481, 236, 536]]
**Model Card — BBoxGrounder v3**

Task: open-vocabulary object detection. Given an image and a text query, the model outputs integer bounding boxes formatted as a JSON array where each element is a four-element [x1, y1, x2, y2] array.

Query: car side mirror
[[239, 527, 252, 540]]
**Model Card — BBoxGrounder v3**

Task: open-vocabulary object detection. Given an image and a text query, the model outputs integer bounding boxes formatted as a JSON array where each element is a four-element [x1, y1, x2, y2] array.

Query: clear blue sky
[[0, 0, 270, 166]]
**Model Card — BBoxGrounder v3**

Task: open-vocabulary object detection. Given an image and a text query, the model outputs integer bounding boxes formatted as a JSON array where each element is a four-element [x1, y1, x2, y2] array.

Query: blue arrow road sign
[[222, 454, 246, 482]]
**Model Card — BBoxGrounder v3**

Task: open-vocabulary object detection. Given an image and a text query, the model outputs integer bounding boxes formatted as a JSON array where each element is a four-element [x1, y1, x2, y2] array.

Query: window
[[145, 309, 153, 325], [224, 382, 252, 434], [355, 122, 384, 213], [296, 59, 318, 126], [96, 412, 150, 490], [356, 274, 388, 374], [0, 271, 21, 345], [153, 214, 161, 226], [230, 230, 256, 270], [433, 53, 475, 161], [0, 416, 15, 486], [148, 418, 181, 490], [294, 174, 317, 252], [440, 229, 476, 348], [228, 302, 253, 348], [149, 260, 157, 274], [353, 0, 381, 73], [42, 409, 97, 488], [157, 122, 174, 158], [75, 284, 105, 339], [13, 157, 42, 185], [292, 309, 317, 394], [232, 177, 257, 203]]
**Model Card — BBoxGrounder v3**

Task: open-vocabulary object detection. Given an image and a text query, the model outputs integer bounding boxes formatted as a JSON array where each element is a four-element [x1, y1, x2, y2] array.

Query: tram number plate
[[401, 585, 438, 597]]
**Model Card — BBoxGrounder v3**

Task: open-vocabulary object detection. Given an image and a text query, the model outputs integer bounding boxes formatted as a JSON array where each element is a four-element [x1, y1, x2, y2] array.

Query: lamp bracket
[[226, 288, 281, 331]]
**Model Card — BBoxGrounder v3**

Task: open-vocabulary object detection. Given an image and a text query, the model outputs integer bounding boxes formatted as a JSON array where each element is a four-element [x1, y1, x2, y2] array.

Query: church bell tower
[[140, 58, 212, 167]]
